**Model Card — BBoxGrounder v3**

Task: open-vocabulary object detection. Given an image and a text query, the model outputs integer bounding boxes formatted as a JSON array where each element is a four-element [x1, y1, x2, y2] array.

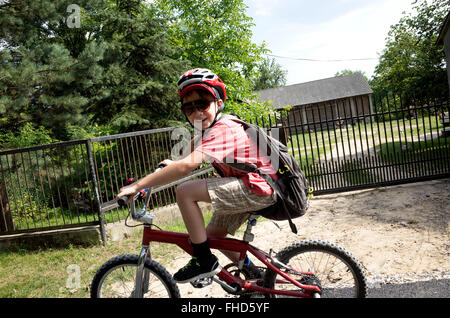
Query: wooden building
[[255, 73, 373, 131]]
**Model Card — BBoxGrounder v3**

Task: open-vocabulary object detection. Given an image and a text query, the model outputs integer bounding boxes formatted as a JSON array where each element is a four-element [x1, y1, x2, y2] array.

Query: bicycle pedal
[[190, 277, 213, 288]]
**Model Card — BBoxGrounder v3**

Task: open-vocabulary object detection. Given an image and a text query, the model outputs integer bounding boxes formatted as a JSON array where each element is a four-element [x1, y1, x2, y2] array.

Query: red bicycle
[[91, 172, 368, 298]]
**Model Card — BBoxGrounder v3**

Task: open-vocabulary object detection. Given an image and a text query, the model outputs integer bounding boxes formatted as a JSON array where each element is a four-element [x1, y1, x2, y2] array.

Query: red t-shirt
[[194, 118, 276, 196]]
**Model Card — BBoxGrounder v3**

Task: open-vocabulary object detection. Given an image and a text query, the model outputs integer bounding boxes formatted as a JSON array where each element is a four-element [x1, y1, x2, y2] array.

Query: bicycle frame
[[116, 169, 321, 298], [139, 225, 321, 298]]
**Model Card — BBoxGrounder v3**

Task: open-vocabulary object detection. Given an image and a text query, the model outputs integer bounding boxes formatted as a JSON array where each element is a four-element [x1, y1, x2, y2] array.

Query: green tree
[[370, 0, 449, 101], [155, 0, 275, 121], [252, 57, 287, 91], [335, 69, 368, 82]]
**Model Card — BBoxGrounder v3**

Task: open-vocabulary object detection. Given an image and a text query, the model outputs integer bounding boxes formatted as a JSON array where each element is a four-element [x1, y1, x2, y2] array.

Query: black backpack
[[215, 115, 312, 234]]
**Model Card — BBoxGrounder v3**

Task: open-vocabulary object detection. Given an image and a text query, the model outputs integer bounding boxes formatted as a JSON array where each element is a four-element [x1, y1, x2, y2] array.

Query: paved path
[[367, 279, 449, 298]]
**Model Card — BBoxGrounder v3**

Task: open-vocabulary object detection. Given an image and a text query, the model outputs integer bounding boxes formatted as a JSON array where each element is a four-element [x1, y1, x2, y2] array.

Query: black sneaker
[[173, 255, 221, 284]]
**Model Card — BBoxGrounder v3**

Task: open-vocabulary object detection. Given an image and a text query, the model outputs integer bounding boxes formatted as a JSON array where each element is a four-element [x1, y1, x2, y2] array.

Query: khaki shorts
[[206, 177, 276, 235]]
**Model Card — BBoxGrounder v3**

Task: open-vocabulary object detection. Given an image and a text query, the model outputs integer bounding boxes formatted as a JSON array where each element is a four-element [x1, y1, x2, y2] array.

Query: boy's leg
[[175, 179, 211, 244], [174, 179, 220, 283], [174, 177, 274, 283], [176, 178, 242, 262]]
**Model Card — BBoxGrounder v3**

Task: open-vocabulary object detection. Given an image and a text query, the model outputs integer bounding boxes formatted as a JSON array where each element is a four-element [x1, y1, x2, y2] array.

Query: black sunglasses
[[181, 99, 215, 116]]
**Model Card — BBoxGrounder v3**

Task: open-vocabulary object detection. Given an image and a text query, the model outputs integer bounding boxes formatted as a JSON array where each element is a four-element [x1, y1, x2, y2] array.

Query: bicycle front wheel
[[264, 240, 367, 298], [91, 254, 180, 298]]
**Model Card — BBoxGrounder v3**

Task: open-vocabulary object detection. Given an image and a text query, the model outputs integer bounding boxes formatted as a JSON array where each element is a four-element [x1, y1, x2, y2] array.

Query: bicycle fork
[[133, 245, 151, 298]]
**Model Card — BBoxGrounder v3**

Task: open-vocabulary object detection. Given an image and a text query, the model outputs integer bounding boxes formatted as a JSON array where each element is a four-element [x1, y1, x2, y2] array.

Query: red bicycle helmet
[[177, 68, 226, 111]]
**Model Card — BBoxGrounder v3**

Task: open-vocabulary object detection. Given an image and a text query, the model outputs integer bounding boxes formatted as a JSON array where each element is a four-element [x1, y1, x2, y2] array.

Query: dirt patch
[[163, 179, 450, 297]]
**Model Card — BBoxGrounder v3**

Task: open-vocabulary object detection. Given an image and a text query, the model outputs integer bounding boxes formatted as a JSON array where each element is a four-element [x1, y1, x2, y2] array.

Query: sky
[[244, 0, 416, 85]]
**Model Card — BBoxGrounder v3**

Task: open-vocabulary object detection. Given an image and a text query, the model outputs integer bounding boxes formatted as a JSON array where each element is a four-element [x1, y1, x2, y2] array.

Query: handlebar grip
[[117, 164, 166, 208], [117, 196, 128, 207]]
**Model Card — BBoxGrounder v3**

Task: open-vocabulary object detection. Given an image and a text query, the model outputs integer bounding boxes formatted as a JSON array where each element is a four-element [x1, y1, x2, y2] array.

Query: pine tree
[[89, 0, 189, 132], [0, 0, 189, 141], [0, 0, 100, 139]]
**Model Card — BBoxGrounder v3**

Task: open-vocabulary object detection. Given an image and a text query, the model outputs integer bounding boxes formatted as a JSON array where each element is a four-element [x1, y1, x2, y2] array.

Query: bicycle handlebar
[[117, 164, 166, 223]]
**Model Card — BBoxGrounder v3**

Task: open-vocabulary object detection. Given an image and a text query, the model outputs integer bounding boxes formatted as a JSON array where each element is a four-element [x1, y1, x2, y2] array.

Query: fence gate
[[279, 93, 450, 195]]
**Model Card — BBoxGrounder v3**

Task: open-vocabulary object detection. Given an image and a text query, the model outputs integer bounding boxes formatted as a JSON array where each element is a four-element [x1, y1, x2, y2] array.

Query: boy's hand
[[116, 161, 169, 203], [116, 184, 139, 203]]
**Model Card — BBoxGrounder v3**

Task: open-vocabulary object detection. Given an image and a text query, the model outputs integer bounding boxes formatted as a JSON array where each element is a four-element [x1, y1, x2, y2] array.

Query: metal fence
[[277, 93, 450, 195], [0, 140, 98, 234], [0, 127, 213, 237], [1, 92, 449, 237]]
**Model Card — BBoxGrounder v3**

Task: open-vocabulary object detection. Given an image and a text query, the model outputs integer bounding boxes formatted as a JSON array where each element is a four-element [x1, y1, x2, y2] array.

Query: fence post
[[0, 179, 14, 232], [85, 139, 107, 243]]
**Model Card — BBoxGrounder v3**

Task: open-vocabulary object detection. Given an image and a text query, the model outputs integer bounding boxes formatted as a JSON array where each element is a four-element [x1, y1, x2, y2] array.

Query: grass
[[288, 115, 447, 169], [341, 160, 376, 185], [377, 136, 450, 165], [0, 210, 216, 298]]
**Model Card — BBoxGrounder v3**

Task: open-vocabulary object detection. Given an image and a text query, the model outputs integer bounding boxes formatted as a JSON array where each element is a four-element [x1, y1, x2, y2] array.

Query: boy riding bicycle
[[116, 68, 276, 283]]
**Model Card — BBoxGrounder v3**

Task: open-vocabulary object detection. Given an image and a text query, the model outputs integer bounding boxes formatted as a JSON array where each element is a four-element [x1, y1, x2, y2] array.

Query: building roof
[[255, 73, 373, 109], [437, 10, 450, 45]]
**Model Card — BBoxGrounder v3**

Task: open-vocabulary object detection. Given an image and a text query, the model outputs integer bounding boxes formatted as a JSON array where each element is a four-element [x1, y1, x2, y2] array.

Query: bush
[[0, 123, 58, 150]]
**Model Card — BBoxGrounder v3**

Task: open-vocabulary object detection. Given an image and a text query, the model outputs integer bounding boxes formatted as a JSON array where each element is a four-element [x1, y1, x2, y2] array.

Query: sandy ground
[[164, 179, 450, 298]]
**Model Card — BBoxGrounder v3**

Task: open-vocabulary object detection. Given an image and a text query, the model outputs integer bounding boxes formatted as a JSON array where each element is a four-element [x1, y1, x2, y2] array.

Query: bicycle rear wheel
[[264, 240, 367, 298], [91, 254, 180, 298]]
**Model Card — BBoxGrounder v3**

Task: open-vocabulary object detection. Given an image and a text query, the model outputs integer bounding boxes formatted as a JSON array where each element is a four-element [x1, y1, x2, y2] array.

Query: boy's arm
[[116, 150, 204, 201]]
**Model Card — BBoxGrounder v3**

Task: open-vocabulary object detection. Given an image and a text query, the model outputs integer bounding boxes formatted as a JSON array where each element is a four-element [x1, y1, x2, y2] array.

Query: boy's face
[[182, 91, 223, 130]]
